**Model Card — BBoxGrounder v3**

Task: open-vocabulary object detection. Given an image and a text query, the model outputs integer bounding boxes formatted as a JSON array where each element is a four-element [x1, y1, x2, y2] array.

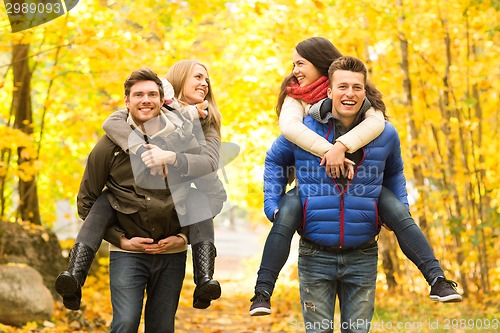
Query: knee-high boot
[[192, 241, 221, 309], [55, 243, 95, 310]]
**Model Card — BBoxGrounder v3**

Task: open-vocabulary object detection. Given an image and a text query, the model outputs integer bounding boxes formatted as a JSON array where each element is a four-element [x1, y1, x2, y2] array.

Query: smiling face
[[292, 49, 323, 87], [125, 80, 162, 126], [182, 64, 209, 104], [327, 70, 366, 127]]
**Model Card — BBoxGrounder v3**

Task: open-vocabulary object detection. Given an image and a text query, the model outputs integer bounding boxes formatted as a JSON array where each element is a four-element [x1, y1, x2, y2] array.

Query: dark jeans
[[109, 251, 186, 333], [255, 187, 301, 295], [378, 187, 443, 285], [255, 186, 444, 295]]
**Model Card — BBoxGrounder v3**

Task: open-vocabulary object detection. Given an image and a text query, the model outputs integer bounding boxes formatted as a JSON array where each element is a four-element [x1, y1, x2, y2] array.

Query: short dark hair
[[329, 56, 386, 115], [124, 68, 164, 101], [328, 56, 367, 82]]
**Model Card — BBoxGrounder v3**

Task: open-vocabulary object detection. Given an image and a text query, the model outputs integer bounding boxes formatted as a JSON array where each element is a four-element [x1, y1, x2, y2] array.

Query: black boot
[[55, 243, 95, 310], [192, 241, 221, 309]]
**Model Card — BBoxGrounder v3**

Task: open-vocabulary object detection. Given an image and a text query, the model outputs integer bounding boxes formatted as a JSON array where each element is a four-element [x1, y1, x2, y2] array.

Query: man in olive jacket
[[77, 68, 188, 333]]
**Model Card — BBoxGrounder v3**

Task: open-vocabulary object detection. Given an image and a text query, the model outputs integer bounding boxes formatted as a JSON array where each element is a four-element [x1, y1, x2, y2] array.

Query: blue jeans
[[298, 239, 378, 333], [109, 251, 186, 333], [255, 187, 302, 295], [378, 187, 444, 285]]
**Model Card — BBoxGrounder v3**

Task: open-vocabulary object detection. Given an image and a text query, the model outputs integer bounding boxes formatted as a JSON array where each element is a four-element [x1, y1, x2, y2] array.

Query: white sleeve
[[279, 96, 333, 158]]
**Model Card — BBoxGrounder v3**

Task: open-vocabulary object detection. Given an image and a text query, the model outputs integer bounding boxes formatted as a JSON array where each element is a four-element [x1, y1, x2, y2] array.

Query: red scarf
[[286, 76, 329, 104]]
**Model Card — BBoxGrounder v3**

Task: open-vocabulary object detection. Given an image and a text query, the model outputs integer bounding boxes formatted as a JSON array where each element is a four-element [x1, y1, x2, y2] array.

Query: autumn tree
[[11, 41, 41, 224], [0, 0, 497, 300]]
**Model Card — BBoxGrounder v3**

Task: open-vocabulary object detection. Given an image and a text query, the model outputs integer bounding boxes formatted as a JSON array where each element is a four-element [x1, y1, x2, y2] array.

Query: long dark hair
[[276, 37, 342, 116], [276, 37, 386, 117]]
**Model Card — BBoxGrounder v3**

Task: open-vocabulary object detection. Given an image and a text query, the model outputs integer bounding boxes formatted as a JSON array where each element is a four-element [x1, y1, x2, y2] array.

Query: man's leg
[[109, 252, 149, 333], [337, 244, 378, 333], [144, 251, 186, 333], [298, 240, 337, 333]]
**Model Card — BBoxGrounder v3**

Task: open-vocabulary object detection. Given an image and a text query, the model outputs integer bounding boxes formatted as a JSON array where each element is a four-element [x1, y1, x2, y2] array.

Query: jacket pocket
[[108, 194, 140, 214], [298, 238, 319, 256]]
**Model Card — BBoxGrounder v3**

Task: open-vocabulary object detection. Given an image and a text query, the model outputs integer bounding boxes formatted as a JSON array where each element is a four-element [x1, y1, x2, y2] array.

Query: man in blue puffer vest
[[264, 56, 409, 333]]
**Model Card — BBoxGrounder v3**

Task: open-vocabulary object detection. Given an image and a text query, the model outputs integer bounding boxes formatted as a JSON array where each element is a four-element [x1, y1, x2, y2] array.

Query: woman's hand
[[320, 141, 355, 179], [141, 144, 177, 171], [195, 100, 209, 119]]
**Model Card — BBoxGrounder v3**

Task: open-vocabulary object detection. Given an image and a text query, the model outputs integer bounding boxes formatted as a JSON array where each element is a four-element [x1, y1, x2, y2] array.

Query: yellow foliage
[[0, 0, 497, 318]]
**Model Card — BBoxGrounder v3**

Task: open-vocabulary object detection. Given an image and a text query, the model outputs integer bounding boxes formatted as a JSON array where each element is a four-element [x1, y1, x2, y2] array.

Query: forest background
[[0, 0, 499, 332]]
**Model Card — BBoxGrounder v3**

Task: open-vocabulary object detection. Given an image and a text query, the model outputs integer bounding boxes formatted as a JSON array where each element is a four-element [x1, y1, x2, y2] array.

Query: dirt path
[[174, 224, 301, 333], [175, 278, 294, 333]]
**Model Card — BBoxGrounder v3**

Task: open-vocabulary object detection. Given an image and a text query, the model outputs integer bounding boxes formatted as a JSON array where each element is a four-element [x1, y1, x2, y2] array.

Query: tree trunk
[[438, 14, 467, 296], [379, 229, 398, 291], [11, 43, 41, 225], [471, 83, 490, 293], [396, 1, 430, 233]]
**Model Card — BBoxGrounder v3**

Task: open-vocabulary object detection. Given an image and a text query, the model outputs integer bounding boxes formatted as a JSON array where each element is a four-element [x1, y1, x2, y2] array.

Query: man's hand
[[145, 235, 186, 254], [320, 141, 355, 179], [119, 235, 186, 254], [119, 236, 160, 252]]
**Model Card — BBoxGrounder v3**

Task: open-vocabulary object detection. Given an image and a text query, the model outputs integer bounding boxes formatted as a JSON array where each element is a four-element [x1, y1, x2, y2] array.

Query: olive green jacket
[[77, 134, 188, 242]]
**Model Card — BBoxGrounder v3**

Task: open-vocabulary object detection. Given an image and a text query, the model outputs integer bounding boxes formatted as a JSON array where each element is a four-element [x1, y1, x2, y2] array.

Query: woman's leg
[[185, 188, 220, 309], [250, 187, 302, 316], [378, 187, 461, 302], [55, 192, 118, 310]]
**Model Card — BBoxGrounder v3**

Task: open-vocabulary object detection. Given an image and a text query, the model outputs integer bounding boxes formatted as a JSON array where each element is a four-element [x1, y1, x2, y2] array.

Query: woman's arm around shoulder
[[279, 96, 333, 158], [175, 121, 220, 178], [336, 108, 385, 153], [102, 109, 139, 152]]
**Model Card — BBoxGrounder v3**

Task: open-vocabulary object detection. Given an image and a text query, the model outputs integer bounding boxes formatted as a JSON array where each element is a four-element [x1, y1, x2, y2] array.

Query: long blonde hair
[[166, 60, 222, 136]]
